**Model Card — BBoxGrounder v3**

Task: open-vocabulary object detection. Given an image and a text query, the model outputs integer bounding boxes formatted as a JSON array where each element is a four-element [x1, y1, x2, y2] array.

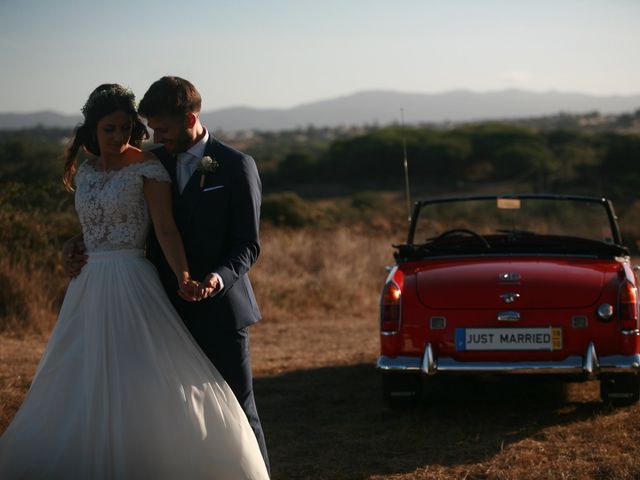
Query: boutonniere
[[196, 155, 219, 188]]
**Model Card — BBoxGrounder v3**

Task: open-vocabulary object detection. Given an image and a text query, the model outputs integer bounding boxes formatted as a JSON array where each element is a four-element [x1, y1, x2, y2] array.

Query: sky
[[1, 0, 639, 114]]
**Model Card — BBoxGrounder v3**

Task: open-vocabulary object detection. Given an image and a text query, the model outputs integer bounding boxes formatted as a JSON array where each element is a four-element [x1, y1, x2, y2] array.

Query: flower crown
[[81, 85, 136, 117]]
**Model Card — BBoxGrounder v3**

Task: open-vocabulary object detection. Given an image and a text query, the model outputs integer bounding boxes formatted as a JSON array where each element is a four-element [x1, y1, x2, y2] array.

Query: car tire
[[382, 372, 422, 408], [600, 374, 640, 405]]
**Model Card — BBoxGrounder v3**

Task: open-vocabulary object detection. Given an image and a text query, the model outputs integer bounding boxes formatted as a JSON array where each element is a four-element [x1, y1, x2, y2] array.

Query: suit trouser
[[189, 325, 270, 475]]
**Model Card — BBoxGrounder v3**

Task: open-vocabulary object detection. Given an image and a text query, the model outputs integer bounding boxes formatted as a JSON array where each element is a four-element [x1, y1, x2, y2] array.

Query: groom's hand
[[196, 273, 220, 301], [62, 235, 87, 278]]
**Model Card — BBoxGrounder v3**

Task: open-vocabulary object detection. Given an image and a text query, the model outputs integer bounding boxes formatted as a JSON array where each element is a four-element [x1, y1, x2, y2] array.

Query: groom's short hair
[[139, 76, 202, 118]]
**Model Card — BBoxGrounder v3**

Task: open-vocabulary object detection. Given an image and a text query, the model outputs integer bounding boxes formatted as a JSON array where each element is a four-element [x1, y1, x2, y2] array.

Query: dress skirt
[[0, 249, 269, 479]]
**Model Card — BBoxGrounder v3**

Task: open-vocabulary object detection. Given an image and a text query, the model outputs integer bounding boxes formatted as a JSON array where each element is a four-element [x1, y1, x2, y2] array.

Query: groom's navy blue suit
[[146, 134, 269, 471]]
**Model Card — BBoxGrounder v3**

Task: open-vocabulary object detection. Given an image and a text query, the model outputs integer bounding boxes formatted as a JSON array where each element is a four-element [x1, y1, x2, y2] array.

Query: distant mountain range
[[2, 89, 639, 131]]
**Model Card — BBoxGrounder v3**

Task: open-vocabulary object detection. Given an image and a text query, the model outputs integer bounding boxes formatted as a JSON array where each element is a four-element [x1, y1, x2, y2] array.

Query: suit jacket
[[146, 134, 262, 332]]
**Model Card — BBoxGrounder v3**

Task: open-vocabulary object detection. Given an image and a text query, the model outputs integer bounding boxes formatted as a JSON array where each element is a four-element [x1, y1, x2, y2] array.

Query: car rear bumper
[[377, 342, 640, 376]]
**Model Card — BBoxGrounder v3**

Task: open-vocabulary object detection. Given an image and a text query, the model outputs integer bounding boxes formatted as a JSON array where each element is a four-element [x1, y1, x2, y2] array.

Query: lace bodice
[[75, 159, 171, 252]]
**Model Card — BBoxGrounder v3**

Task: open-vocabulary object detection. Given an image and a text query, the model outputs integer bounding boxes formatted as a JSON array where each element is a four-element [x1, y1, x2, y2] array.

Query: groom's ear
[[185, 112, 198, 129]]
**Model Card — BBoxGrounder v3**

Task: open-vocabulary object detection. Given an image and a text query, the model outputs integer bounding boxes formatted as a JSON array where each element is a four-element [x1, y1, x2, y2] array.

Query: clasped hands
[[178, 273, 220, 302], [62, 236, 218, 303]]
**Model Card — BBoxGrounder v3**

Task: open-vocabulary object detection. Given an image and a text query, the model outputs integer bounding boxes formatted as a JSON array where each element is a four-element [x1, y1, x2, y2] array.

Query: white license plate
[[455, 327, 562, 351]]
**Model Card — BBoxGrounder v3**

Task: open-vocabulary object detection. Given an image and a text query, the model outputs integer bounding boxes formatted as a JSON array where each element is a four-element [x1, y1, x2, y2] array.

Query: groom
[[137, 76, 269, 472]]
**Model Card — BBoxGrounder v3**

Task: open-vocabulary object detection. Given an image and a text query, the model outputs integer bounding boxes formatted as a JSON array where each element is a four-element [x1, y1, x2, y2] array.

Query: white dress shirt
[[176, 129, 210, 193]]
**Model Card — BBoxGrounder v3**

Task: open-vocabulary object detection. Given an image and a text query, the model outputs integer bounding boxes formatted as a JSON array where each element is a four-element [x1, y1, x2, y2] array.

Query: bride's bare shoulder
[[124, 147, 158, 166]]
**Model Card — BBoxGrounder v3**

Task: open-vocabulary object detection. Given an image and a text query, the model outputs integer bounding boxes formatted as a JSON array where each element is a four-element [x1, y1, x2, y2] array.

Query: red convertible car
[[378, 194, 640, 406]]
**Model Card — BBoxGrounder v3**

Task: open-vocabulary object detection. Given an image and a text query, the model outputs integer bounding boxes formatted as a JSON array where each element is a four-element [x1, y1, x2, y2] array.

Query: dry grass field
[[2, 225, 640, 479]]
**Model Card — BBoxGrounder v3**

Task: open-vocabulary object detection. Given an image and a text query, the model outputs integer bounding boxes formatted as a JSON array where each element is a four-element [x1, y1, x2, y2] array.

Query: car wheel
[[600, 374, 640, 405], [382, 372, 422, 408]]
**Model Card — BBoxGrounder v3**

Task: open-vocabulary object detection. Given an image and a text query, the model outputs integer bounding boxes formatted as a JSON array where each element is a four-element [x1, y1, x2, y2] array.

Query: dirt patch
[[3, 320, 640, 479]]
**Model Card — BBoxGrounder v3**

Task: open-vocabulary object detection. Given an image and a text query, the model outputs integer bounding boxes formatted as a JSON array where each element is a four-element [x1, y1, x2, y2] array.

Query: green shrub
[[261, 192, 317, 227]]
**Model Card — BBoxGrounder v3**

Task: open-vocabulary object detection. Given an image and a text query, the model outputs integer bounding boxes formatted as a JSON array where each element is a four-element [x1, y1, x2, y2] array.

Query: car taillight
[[619, 281, 639, 331], [381, 281, 401, 334]]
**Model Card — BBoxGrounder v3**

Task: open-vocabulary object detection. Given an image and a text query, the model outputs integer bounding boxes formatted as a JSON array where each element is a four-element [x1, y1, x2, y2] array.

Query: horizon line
[[3, 87, 640, 116]]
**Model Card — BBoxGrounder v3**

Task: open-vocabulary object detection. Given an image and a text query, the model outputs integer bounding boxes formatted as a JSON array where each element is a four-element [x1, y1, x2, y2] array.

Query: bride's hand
[[177, 273, 200, 302]]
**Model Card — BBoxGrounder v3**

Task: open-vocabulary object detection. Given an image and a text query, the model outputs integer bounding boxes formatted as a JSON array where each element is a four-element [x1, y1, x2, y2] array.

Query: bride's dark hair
[[63, 84, 149, 191]]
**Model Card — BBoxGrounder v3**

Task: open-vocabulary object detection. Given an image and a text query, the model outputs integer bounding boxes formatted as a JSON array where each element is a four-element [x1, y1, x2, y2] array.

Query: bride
[[0, 84, 269, 479]]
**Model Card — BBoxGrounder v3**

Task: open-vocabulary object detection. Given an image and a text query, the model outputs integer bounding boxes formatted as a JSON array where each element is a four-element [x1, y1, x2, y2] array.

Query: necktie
[[176, 153, 193, 193]]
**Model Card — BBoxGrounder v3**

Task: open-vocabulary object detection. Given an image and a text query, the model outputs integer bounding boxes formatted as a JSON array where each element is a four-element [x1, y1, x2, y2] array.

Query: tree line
[[1, 122, 639, 210], [257, 124, 640, 205]]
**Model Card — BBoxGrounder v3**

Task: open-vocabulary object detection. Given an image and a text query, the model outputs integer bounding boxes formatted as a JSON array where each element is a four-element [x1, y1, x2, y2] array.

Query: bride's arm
[[143, 178, 197, 301]]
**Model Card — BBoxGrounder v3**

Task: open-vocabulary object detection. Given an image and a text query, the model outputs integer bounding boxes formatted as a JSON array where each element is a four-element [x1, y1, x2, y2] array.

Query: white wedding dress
[[0, 159, 269, 479]]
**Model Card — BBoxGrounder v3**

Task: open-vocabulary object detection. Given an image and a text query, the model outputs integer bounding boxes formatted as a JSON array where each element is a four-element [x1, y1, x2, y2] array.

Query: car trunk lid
[[415, 259, 606, 309]]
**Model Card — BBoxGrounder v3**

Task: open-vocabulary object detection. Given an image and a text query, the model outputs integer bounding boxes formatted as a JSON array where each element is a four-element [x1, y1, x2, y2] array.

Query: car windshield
[[407, 196, 622, 257]]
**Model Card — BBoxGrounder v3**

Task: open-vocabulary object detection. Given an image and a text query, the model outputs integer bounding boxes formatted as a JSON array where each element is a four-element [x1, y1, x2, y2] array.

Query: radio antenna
[[400, 108, 412, 222]]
